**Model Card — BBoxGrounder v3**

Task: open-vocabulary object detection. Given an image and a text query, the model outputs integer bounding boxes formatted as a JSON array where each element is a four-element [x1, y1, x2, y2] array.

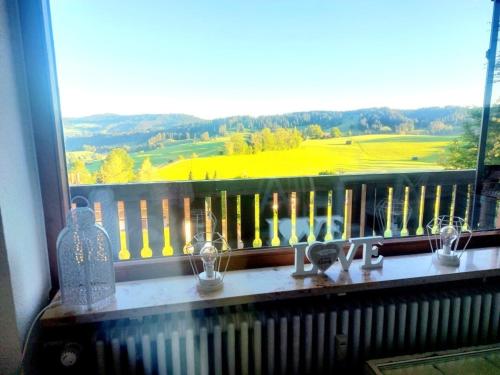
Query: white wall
[[0, 212, 23, 374], [0, 0, 52, 373]]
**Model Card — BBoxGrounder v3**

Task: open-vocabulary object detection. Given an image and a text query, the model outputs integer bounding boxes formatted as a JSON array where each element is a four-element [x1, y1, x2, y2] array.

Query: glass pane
[[476, 2, 500, 230], [48, 1, 494, 260]]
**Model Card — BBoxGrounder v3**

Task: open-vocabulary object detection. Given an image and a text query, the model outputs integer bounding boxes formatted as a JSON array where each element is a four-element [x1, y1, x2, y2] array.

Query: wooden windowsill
[[41, 246, 500, 327]]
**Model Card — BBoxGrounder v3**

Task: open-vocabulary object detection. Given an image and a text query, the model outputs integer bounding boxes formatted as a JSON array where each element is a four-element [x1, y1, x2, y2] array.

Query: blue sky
[[50, 0, 492, 119]]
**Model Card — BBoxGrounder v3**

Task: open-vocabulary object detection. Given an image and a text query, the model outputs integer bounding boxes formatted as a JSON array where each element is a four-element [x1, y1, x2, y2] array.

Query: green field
[[85, 138, 227, 172], [136, 134, 455, 181], [76, 134, 455, 181], [131, 139, 226, 169]]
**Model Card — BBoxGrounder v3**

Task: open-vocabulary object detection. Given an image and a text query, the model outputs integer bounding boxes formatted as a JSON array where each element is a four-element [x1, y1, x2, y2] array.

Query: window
[[474, 5, 500, 231], [24, 1, 500, 283]]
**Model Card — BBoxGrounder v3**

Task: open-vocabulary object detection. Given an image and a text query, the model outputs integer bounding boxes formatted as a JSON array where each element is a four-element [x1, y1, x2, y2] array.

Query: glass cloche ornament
[[184, 209, 231, 292], [57, 197, 115, 310]]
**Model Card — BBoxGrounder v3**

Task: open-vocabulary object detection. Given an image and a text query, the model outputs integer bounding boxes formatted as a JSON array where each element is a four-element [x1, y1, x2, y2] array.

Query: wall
[[0, 0, 51, 373], [0, 212, 23, 374]]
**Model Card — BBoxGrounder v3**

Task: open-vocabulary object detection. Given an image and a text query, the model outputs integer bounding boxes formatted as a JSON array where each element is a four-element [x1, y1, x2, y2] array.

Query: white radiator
[[94, 287, 500, 375]]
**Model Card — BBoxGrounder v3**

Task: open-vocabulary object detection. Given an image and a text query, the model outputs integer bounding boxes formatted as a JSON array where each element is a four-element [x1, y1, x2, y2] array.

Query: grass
[[131, 139, 226, 167], [148, 134, 455, 181], [83, 138, 226, 172]]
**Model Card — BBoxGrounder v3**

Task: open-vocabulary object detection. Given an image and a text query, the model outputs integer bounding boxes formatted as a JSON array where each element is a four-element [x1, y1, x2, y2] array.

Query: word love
[[292, 236, 383, 277]]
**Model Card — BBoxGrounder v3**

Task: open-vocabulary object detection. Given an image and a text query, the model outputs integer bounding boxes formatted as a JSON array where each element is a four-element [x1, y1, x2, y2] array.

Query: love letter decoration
[[292, 236, 383, 277]]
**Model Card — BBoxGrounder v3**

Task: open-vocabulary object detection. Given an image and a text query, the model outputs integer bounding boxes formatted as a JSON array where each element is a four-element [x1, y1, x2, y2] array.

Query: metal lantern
[[57, 197, 115, 310], [184, 209, 231, 292], [426, 215, 472, 267]]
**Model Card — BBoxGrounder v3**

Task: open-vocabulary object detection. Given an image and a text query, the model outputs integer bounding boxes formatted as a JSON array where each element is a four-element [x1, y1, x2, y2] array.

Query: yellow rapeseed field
[[153, 134, 454, 181]]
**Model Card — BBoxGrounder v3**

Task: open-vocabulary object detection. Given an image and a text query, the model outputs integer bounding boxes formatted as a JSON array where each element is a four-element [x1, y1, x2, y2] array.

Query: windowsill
[[41, 247, 500, 327], [112, 231, 500, 282]]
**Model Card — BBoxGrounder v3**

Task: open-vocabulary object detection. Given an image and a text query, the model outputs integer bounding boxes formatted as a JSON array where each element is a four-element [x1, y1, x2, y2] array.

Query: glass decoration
[[426, 215, 472, 267], [375, 189, 412, 238], [184, 209, 231, 292], [57, 197, 115, 310]]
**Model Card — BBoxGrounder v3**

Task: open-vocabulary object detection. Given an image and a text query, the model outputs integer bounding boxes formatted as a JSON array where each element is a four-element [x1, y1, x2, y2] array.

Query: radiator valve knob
[[60, 343, 81, 367]]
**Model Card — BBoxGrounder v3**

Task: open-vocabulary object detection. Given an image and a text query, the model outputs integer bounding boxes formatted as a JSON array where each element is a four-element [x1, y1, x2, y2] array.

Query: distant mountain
[[63, 106, 475, 151], [63, 113, 203, 137]]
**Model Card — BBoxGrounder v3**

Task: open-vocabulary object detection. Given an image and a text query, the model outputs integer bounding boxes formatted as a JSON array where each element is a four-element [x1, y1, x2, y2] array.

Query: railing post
[[289, 192, 298, 245], [162, 199, 174, 256], [462, 184, 472, 231], [144, 198, 164, 258], [400, 187, 410, 237], [183, 197, 192, 253], [125, 200, 142, 259], [205, 196, 212, 242], [416, 186, 426, 235], [359, 185, 367, 238], [94, 202, 103, 226], [140, 200, 153, 258], [308, 191, 316, 244], [384, 187, 393, 238], [449, 185, 457, 223], [253, 194, 262, 248], [88, 188, 120, 260], [117, 201, 131, 260], [342, 189, 353, 240], [221, 191, 228, 250], [325, 190, 334, 241], [237, 195, 244, 249], [271, 193, 280, 246], [431, 185, 442, 234]]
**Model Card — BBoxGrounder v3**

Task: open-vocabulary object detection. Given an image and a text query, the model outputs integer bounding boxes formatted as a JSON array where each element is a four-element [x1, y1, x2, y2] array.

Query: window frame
[[473, 0, 500, 228], [19, 0, 500, 291], [18, 0, 70, 291]]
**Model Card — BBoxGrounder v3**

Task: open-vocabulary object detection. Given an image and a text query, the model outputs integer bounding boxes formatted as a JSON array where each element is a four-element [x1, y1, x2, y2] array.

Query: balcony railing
[[70, 170, 476, 261]]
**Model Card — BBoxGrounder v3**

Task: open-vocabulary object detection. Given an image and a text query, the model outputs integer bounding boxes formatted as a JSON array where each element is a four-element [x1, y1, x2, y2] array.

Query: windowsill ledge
[[41, 247, 500, 327]]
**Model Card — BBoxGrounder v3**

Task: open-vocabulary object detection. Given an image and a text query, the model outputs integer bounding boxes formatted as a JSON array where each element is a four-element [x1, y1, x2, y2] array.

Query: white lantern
[[426, 215, 472, 267], [185, 210, 231, 292], [57, 197, 115, 310]]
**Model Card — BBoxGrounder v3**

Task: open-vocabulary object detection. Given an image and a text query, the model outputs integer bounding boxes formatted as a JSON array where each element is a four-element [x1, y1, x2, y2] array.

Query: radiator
[[93, 287, 500, 375]]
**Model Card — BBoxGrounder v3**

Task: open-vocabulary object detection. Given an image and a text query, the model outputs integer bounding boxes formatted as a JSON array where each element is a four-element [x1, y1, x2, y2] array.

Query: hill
[[63, 106, 473, 152], [63, 113, 203, 137]]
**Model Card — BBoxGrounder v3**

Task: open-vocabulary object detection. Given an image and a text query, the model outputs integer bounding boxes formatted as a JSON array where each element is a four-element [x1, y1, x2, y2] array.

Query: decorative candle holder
[[184, 210, 231, 292], [426, 215, 472, 267]]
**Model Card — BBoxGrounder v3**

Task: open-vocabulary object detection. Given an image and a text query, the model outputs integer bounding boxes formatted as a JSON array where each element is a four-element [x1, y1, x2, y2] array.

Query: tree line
[[223, 125, 346, 156], [439, 108, 500, 169], [68, 148, 154, 184], [64, 106, 471, 153]]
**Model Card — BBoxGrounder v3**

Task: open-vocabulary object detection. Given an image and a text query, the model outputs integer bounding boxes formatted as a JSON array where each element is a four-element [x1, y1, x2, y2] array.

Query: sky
[[49, 0, 493, 119]]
